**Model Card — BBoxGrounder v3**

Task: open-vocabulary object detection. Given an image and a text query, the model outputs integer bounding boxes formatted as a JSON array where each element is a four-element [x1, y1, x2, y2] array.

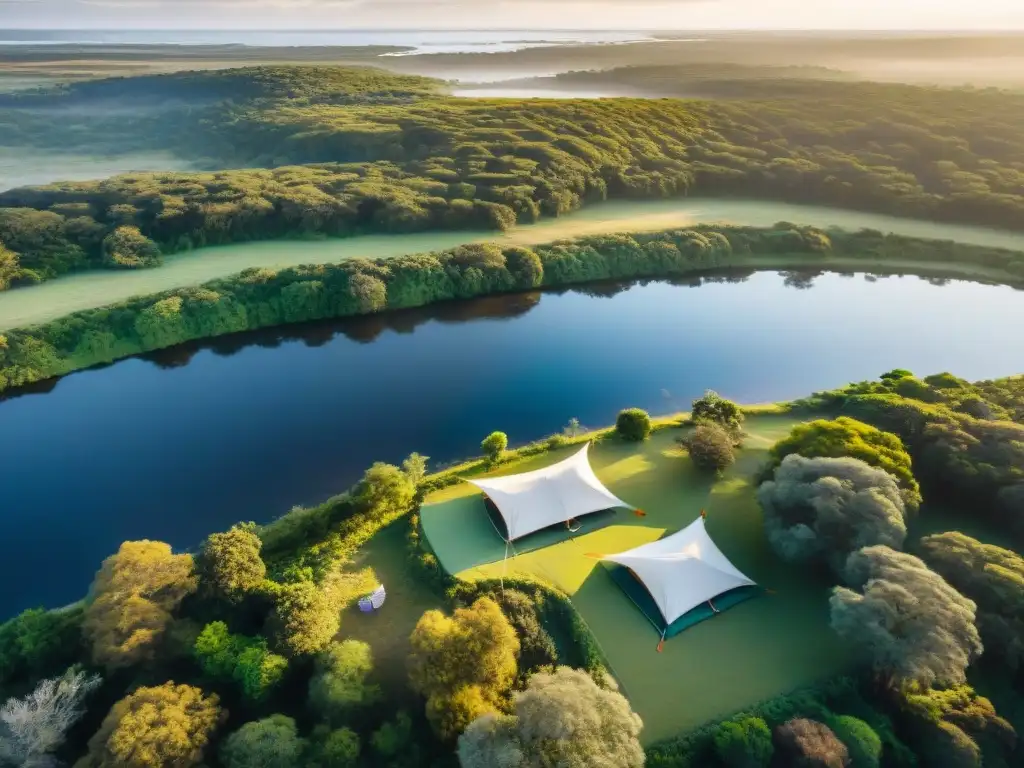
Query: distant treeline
[[2, 66, 1024, 287], [2, 223, 1024, 394]]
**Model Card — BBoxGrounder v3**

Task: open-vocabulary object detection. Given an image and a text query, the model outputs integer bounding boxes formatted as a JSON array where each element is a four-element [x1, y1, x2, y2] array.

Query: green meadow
[[421, 414, 852, 744]]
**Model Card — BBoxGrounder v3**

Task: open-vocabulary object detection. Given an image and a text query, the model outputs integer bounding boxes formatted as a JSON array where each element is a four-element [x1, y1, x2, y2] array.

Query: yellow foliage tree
[[83, 540, 197, 669], [408, 597, 519, 740], [80, 682, 222, 768]]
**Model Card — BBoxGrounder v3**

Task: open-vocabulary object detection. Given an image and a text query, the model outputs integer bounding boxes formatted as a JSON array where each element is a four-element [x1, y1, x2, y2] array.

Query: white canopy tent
[[469, 443, 632, 542], [604, 516, 756, 633]]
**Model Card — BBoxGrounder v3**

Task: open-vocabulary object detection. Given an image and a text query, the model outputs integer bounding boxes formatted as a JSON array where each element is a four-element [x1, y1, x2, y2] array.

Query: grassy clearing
[[337, 520, 446, 708], [421, 413, 851, 744]]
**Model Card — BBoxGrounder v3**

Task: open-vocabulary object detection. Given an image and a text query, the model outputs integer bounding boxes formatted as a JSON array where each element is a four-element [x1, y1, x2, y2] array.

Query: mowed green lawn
[[421, 414, 851, 744]]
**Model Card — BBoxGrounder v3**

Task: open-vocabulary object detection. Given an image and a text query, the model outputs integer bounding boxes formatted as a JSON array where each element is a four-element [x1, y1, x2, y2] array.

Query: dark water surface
[[2, 271, 1023, 617]]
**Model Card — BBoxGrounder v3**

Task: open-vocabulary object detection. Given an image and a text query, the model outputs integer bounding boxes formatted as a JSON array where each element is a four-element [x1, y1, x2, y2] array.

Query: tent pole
[[708, 599, 720, 614], [657, 630, 666, 653], [500, 539, 509, 596]]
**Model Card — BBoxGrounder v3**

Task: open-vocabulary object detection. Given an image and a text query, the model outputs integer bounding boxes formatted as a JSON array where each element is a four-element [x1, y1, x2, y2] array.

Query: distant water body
[[0, 29, 662, 54]]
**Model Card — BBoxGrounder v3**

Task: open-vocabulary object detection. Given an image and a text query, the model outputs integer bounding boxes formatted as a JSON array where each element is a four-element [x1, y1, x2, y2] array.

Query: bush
[[196, 522, 266, 602], [458, 667, 644, 768], [193, 621, 288, 702], [713, 716, 774, 767], [270, 581, 339, 657], [616, 408, 652, 442], [899, 685, 1017, 768], [758, 455, 908, 576], [83, 540, 197, 670], [692, 390, 744, 434], [220, 715, 306, 768], [308, 639, 381, 722], [82, 683, 222, 768], [773, 718, 850, 767], [919, 532, 1024, 671], [481, 431, 508, 463], [101, 225, 161, 269], [0, 606, 83, 687], [683, 422, 736, 472], [767, 417, 921, 510], [827, 715, 881, 768], [408, 597, 519, 740], [309, 726, 361, 768], [832, 546, 982, 688], [353, 462, 415, 517], [494, 589, 558, 675]]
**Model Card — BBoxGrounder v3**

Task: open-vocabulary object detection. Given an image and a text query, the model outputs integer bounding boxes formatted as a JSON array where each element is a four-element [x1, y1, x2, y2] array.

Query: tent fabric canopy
[[468, 443, 632, 542], [604, 517, 756, 630]]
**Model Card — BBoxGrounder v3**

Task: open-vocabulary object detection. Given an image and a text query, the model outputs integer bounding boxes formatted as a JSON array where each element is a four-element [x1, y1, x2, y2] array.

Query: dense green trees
[[831, 546, 982, 688], [767, 418, 921, 510], [712, 716, 774, 767], [493, 590, 557, 676], [193, 621, 288, 702], [82, 540, 197, 670], [268, 580, 340, 657], [899, 685, 1018, 768], [101, 226, 161, 269], [196, 523, 267, 603], [220, 715, 307, 768], [308, 726, 361, 768], [308, 640, 380, 722], [0, 606, 83, 689], [457, 667, 644, 768], [81, 683, 222, 768], [616, 408, 652, 442], [408, 597, 519, 740], [352, 462, 416, 518], [758, 456, 908, 574], [5, 66, 1024, 288], [802, 371, 1024, 527], [827, 715, 881, 768], [919, 532, 1024, 672]]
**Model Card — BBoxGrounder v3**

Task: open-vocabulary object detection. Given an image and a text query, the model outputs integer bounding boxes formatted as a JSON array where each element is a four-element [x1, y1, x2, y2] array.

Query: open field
[[421, 414, 851, 744], [4, 197, 1024, 331]]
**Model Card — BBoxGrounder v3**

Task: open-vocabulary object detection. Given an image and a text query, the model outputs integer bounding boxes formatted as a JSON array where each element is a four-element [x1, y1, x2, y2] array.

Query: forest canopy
[[2, 65, 1024, 286]]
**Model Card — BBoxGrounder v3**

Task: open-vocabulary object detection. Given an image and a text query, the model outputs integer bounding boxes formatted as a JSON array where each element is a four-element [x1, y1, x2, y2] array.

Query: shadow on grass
[[342, 520, 446, 705]]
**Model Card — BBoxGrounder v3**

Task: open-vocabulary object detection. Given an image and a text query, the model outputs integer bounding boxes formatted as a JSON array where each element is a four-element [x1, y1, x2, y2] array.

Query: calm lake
[[2, 270, 1023, 617]]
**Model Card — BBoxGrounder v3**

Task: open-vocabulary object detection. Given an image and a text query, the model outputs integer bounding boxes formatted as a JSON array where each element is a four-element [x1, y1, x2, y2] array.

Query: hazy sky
[[4, 0, 1024, 31]]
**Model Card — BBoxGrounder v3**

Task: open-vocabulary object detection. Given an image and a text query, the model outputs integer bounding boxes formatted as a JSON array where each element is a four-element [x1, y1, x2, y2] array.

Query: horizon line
[[3, 27, 1024, 33]]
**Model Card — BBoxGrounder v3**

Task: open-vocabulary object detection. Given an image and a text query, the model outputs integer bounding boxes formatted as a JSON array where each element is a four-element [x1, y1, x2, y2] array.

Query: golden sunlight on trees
[[83, 540, 197, 670], [408, 597, 519, 740]]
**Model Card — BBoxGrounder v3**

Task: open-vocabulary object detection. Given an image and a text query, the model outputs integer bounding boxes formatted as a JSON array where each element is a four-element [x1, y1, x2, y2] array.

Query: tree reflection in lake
[[143, 291, 543, 369]]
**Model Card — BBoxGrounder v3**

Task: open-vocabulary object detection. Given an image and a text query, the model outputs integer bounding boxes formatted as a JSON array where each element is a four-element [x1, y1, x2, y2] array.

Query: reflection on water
[[139, 274, 760, 369], [2, 270, 1023, 617], [143, 292, 545, 370]]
